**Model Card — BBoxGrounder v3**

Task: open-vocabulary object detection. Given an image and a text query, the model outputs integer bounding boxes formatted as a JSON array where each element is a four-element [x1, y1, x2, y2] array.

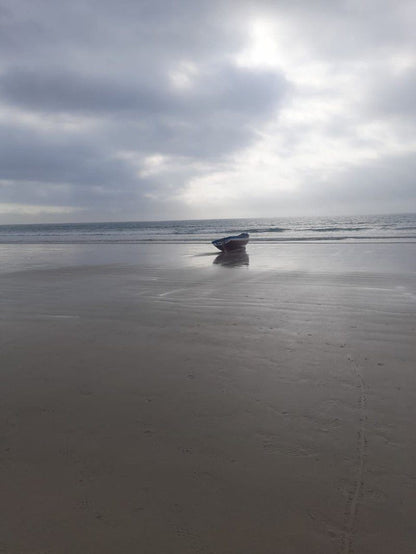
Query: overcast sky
[[1, 0, 415, 223]]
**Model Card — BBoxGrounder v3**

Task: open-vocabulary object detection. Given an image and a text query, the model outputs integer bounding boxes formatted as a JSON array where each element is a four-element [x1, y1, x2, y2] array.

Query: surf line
[[341, 355, 368, 554]]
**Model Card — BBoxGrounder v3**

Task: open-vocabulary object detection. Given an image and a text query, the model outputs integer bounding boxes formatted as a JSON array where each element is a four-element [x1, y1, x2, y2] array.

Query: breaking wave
[[303, 227, 365, 232]]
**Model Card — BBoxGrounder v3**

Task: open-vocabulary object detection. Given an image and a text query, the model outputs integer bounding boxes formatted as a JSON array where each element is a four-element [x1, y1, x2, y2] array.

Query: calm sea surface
[[0, 213, 415, 244]]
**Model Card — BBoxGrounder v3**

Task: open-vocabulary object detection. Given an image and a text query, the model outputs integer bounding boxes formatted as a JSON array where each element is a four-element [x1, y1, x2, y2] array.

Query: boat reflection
[[213, 248, 249, 267]]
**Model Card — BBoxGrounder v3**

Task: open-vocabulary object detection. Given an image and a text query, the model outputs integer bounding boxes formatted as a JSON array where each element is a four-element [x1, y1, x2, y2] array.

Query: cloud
[[0, 122, 140, 197], [369, 67, 416, 118], [1, 62, 287, 120], [0, 0, 415, 222]]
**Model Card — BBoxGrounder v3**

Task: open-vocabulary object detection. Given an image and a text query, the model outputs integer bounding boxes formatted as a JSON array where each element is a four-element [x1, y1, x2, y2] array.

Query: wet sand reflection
[[213, 248, 249, 267]]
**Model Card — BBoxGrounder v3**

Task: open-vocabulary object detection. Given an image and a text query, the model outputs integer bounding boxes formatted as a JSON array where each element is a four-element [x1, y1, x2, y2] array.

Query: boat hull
[[212, 233, 249, 252]]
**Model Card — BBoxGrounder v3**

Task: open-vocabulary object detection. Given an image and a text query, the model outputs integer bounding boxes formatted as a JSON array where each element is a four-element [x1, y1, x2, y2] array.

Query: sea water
[[0, 213, 415, 244]]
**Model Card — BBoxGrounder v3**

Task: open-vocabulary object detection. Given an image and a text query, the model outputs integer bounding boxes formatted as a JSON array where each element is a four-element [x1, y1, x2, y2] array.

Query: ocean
[[0, 213, 415, 244]]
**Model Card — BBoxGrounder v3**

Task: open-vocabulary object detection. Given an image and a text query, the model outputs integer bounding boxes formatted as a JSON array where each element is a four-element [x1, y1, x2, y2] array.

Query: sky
[[0, 0, 415, 223]]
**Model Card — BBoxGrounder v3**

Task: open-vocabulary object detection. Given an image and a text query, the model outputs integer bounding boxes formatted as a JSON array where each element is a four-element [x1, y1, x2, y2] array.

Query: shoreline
[[1, 238, 416, 245]]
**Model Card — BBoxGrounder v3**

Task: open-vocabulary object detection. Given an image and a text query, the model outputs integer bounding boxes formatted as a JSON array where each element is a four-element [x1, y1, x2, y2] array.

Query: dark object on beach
[[212, 232, 249, 252]]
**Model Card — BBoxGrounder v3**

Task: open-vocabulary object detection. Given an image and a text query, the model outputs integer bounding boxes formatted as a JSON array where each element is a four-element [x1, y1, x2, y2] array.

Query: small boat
[[212, 232, 249, 252]]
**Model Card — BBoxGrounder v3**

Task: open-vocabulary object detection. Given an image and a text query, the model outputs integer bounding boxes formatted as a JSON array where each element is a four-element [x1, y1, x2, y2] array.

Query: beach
[[1, 241, 415, 553]]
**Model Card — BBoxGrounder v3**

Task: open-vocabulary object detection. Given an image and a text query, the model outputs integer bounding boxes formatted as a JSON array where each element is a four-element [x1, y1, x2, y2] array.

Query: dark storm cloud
[[0, 54, 288, 188], [0, 69, 165, 114], [1, 65, 287, 117], [0, 122, 152, 217], [0, 0, 244, 74], [0, 124, 134, 186]]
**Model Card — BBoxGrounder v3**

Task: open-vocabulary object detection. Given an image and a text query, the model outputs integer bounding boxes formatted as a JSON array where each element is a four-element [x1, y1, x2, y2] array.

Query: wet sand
[[1, 242, 415, 553]]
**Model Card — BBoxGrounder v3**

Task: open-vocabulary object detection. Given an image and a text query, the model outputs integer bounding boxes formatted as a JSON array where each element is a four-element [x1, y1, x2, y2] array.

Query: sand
[[1, 242, 415, 553]]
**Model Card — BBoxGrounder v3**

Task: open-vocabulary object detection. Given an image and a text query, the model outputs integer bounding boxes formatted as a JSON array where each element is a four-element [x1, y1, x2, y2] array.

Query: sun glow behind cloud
[[176, 9, 416, 216], [235, 18, 282, 69]]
